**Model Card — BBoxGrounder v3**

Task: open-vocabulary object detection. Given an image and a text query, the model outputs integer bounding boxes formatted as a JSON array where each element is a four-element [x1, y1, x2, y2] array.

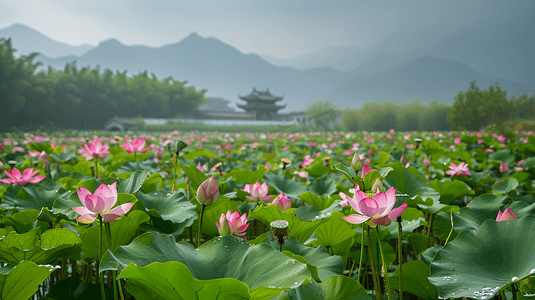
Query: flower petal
[[387, 202, 408, 220], [76, 214, 97, 223], [102, 203, 135, 220], [359, 198, 379, 217], [342, 214, 370, 224], [371, 216, 392, 226], [72, 206, 92, 216], [85, 195, 107, 213], [77, 186, 92, 208]]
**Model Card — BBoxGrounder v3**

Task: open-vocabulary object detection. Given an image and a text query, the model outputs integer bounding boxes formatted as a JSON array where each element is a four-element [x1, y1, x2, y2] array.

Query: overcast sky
[[1, 0, 532, 59]]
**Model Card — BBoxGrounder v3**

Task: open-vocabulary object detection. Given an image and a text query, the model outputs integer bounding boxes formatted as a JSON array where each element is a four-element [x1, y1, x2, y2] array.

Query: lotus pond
[[0, 129, 534, 300]]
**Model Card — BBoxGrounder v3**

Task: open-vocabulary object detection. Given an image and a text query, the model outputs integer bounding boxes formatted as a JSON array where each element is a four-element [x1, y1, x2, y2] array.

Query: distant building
[[237, 88, 286, 120], [196, 97, 252, 120], [103, 88, 309, 130]]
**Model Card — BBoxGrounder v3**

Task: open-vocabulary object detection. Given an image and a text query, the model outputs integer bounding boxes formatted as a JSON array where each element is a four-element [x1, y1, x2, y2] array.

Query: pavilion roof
[[238, 87, 284, 102]]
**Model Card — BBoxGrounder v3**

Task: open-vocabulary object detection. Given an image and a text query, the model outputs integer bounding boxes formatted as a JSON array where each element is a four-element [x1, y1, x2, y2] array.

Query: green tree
[[447, 81, 515, 130], [305, 98, 340, 130]]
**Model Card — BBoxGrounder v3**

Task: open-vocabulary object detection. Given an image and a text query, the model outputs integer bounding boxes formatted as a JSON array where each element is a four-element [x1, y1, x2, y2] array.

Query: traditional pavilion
[[237, 88, 286, 120]]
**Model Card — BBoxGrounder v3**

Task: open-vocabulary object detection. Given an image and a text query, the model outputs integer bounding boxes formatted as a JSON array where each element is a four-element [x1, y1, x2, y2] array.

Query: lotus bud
[[499, 161, 509, 173], [351, 152, 363, 171], [216, 214, 231, 236], [197, 176, 220, 206], [400, 154, 408, 166], [270, 193, 292, 211], [496, 207, 518, 222], [371, 178, 385, 194], [38, 151, 50, 166], [360, 163, 372, 180]]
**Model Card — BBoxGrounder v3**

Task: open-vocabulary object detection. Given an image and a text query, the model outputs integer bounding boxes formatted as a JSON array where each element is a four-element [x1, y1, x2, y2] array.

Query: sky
[[0, 0, 532, 59]]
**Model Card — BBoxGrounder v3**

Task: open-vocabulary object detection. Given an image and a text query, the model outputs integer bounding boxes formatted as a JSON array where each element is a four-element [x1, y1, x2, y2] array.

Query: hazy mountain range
[[1, 20, 533, 113]]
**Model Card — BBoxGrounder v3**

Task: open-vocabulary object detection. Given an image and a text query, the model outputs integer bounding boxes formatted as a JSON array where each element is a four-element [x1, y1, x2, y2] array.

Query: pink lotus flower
[[38, 151, 50, 166], [499, 161, 509, 173], [120, 138, 149, 154], [498, 135, 506, 143], [71, 182, 134, 223], [341, 187, 407, 227], [454, 137, 461, 145], [423, 158, 431, 166], [242, 182, 271, 202], [269, 193, 292, 211], [301, 155, 315, 168], [216, 210, 250, 237], [0, 168, 46, 186], [496, 207, 518, 222], [80, 139, 110, 159], [445, 162, 471, 176], [0, 142, 4, 151], [197, 176, 220, 205]]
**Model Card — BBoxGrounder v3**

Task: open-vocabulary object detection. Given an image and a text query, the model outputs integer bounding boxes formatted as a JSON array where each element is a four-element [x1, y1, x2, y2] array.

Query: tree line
[[307, 82, 534, 132], [0, 38, 207, 131]]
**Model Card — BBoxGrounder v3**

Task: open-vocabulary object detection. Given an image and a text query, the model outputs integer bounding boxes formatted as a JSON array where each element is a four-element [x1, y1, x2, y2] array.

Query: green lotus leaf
[[249, 204, 323, 243], [116, 170, 150, 194], [315, 211, 356, 248], [429, 217, 535, 299], [262, 235, 343, 282], [263, 174, 308, 199], [182, 150, 218, 160], [2, 209, 47, 234], [389, 260, 438, 300], [298, 192, 335, 211], [293, 202, 342, 222], [118, 160, 158, 173], [362, 170, 380, 191], [0, 228, 81, 264], [1, 186, 71, 211], [0, 261, 59, 300], [134, 190, 197, 228], [453, 194, 535, 233], [101, 233, 312, 295], [308, 177, 337, 198], [488, 148, 515, 165], [492, 178, 519, 195], [224, 168, 266, 184], [382, 162, 440, 212], [420, 141, 447, 160], [429, 179, 474, 205], [331, 163, 357, 183], [118, 261, 251, 300], [81, 210, 150, 260], [272, 275, 371, 300], [179, 164, 210, 191]]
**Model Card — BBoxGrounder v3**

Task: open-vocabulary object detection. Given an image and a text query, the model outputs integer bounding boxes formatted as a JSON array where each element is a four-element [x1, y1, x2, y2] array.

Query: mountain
[[328, 55, 529, 108], [260, 46, 365, 70], [6, 24, 533, 113], [0, 23, 94, 58], [36, 32, 348, 112]]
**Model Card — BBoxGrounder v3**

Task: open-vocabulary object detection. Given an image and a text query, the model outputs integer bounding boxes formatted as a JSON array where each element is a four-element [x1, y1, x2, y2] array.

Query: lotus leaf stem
[[357, 223, 365, 283], [198, 204, 206, 248], [377, 226, 392, 300], [397, 217, 403, 300], [106, 222, 118, 300], [98, 214, 106, 300], [366, 223, 381, 300]]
